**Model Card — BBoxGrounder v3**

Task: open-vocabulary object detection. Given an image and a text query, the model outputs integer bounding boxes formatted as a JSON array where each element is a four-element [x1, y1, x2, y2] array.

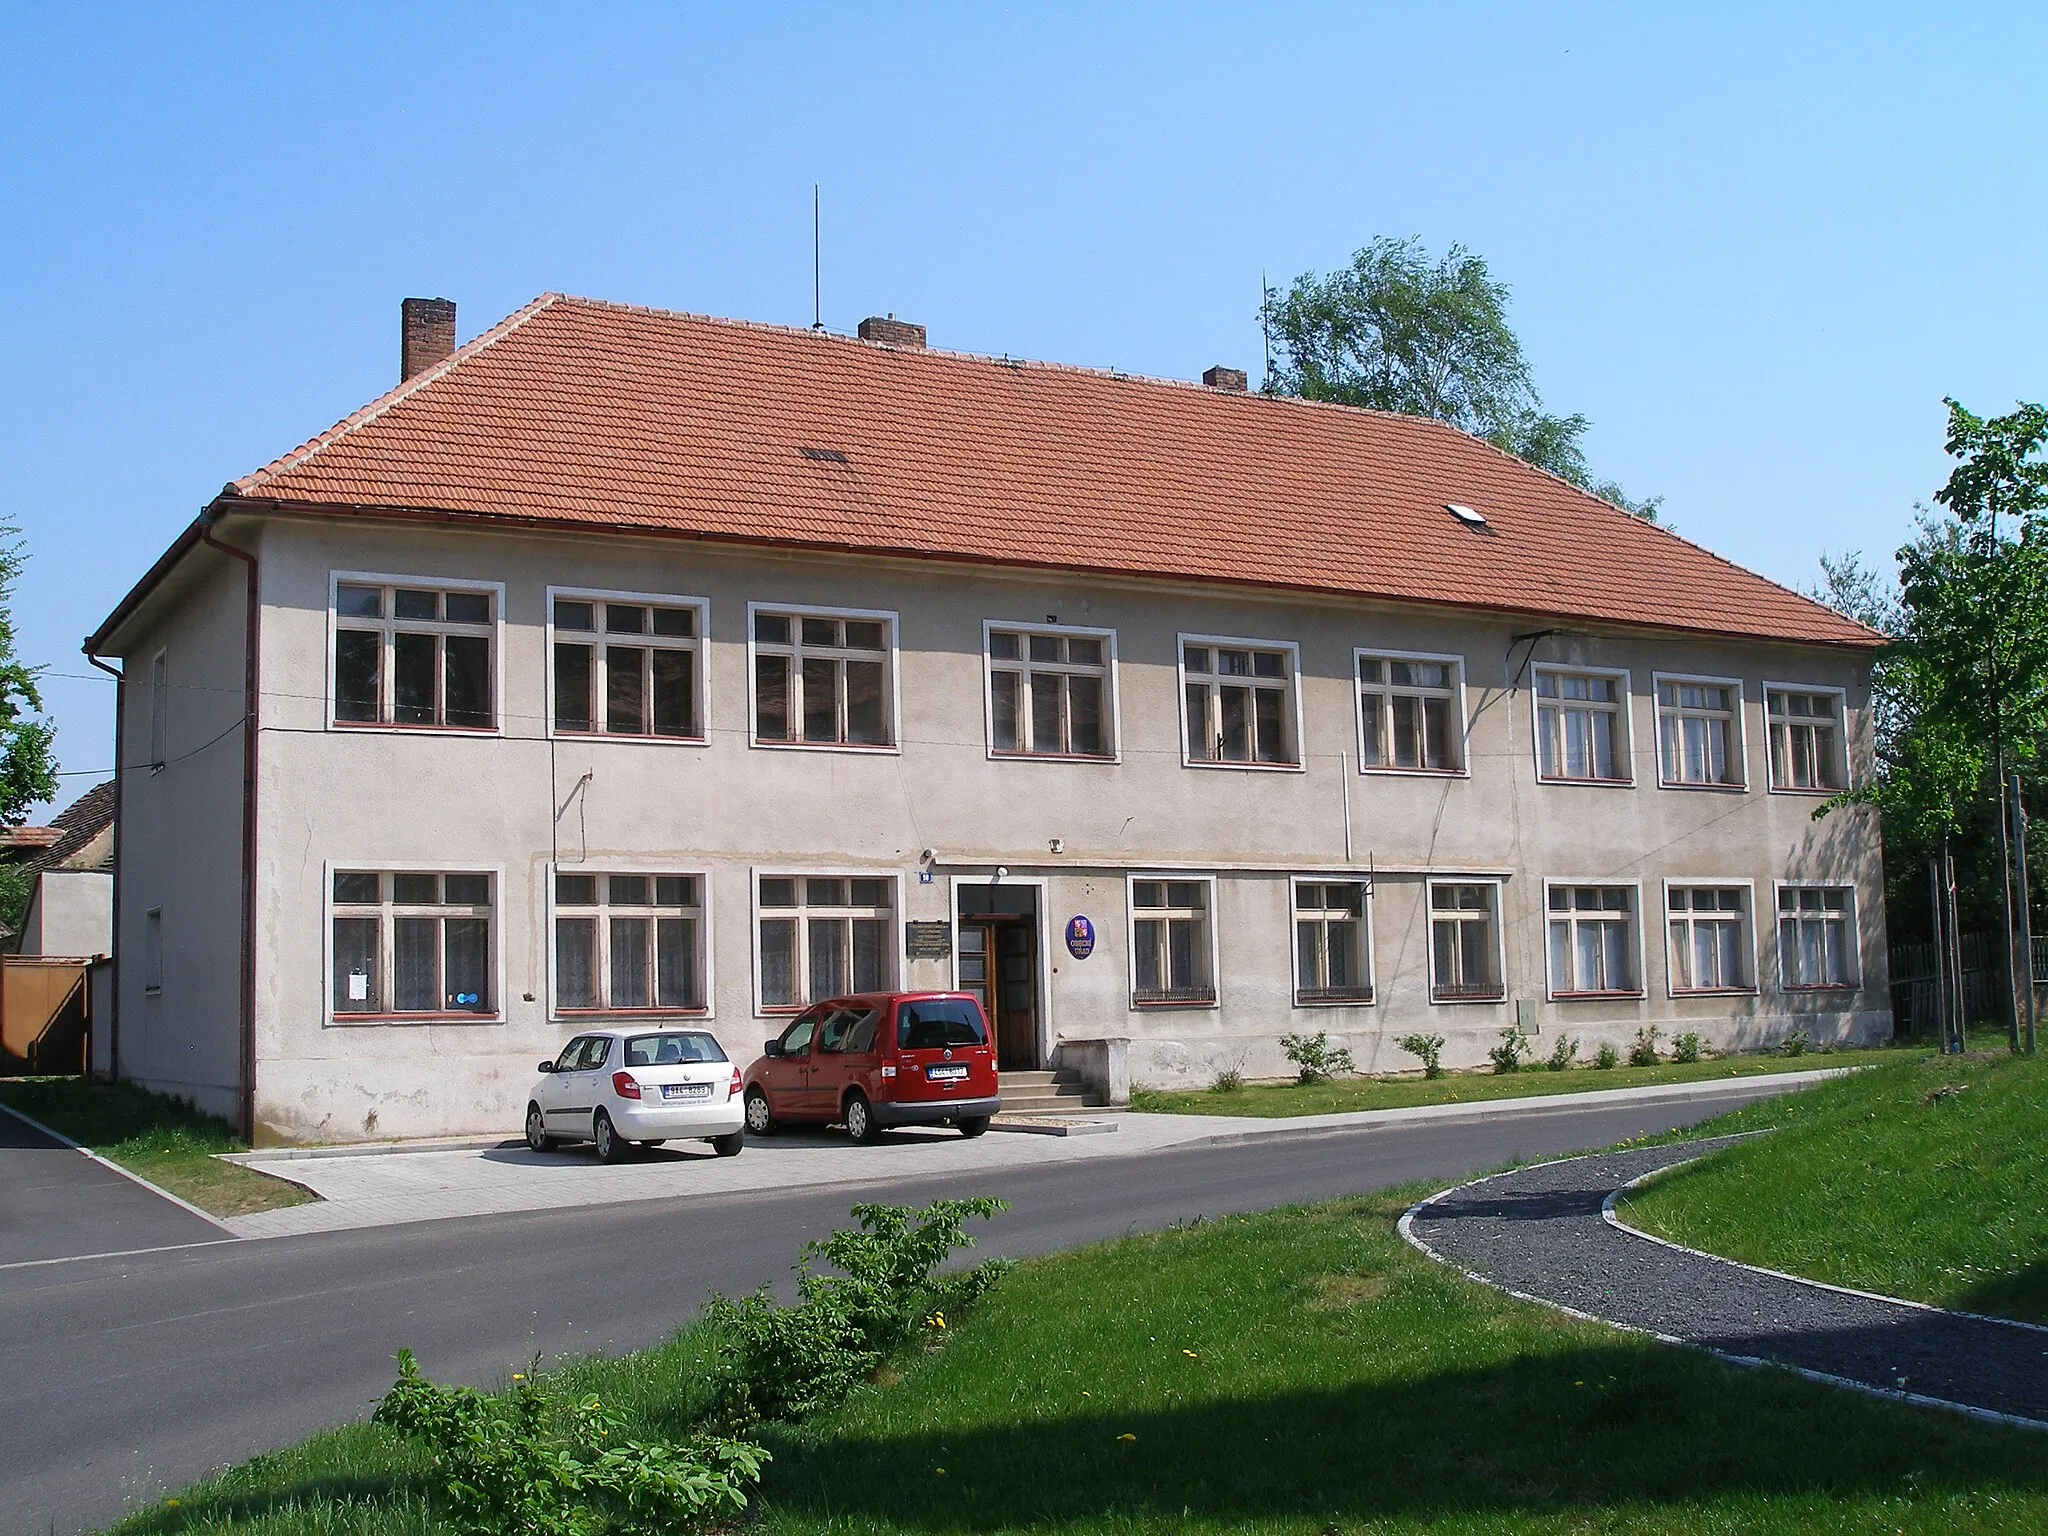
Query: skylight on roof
[[1445, 502, 1488, 528]]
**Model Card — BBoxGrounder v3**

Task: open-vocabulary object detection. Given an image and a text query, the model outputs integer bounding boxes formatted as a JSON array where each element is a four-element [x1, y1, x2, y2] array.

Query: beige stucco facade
[[102, 511, 1889, 1142]]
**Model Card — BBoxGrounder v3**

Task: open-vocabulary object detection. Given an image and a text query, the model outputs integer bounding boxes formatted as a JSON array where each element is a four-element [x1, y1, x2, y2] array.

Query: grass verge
[[104, 1180, 2048, 1534], [1132, 1043, 1907, 1118], [1621, 1049, 2048, 1323], [0, 1076, 313, 1218]]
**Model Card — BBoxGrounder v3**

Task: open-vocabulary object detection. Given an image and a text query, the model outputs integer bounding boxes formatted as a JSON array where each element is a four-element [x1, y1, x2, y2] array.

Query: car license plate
[[926, 1064, 969, 1082], [663, 1083, 712, 1101]]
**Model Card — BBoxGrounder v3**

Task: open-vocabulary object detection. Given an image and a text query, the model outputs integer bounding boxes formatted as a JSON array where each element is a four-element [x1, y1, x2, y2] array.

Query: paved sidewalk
[[225, 1070, 1844, 1239]]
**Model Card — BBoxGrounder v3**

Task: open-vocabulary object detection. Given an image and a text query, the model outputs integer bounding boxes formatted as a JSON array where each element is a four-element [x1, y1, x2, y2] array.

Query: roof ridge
[[234, 294, 567, 495]]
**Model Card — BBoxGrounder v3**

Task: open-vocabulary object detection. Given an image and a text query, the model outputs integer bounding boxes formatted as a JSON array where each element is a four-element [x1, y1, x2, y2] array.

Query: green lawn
[[0, 1077, 313, 1218], [1621, 1049, 2048, 1323], [102, 1181, 2048, 1535], [1131, 1043, 1906, 1118]]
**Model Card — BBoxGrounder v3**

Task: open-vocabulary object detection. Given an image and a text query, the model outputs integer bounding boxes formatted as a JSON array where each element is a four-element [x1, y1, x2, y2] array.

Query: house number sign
[[1065, 915, 1096, 960]]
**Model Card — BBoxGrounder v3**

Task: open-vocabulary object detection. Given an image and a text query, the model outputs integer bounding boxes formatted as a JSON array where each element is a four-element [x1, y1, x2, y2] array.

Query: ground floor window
[[554, 871, 706, 1013], [1778, 885, 1856, 989], [758, 875, 895, 1009], [1293, 880, 1373, 1003], [1547, 884, 1639, 997], [1429, 882, 1503, 1002], [1131, 877, 1216, 1005], [332, 870, 494, 1016], [1667, 885, 1752, 993]]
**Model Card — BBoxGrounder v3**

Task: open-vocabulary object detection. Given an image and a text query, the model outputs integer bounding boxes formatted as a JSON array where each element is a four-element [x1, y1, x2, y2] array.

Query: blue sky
[[5, 4, 2044, 811]]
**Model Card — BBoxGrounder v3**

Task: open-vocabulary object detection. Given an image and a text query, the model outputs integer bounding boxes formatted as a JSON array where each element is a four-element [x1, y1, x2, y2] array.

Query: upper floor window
[[986, 625, 1114, 758], [1358, 652, 1464, 772], [1655, 675, 1744, 788], [333, 578, 497, 731], [1778, 885, 1856, 989], [1428, 881, 1503, 1002], [1180, 637, 1299, 767], [1766, 687, 1845, 792], [752, 607, 896, 748], [148, 649, 169, 770], [757, 875, 896, 1010], [1130, 877, 1217, 1005], [1293, 879, 1374, 1005], [554, 871, 706, 1014], [331, 869, 494, 1018], [1534, 667, 1629, 783], [1667, 884, 1753, 994], [551, 592, 705, 741], [1546, 884, 1641, 998]]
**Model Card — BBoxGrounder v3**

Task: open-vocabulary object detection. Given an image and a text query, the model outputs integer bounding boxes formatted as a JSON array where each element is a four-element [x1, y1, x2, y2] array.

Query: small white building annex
[[85, 296, 1891, 1142]]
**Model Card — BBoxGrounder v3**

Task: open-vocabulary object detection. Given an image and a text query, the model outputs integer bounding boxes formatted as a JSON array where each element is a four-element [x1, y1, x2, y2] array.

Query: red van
[[741, 992, 1001, 1143]]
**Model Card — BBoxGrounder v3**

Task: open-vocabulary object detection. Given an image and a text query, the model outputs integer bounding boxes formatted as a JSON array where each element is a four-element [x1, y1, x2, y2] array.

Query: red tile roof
[[221, 294, 1876, 650]]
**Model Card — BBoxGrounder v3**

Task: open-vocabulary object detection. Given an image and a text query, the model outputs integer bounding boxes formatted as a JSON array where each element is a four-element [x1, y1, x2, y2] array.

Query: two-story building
[[86, 295, 1889, 1142]]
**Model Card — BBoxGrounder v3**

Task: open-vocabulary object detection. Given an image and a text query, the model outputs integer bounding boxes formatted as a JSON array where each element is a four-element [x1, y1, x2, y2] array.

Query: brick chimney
[[857, 315, 926, 349], [1202, 365, 1248, 393], [401, 298, 458, 382]]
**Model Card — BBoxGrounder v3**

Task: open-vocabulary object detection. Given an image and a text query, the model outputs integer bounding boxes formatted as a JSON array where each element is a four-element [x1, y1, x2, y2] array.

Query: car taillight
[[612, 1071, 641, 1100], [729, 1066, 742, 1099]]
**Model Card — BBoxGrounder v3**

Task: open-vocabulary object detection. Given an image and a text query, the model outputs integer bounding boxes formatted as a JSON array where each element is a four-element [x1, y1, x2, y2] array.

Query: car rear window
[[896, 1000, 987, 1050], [623, 1032, 728, 1067]]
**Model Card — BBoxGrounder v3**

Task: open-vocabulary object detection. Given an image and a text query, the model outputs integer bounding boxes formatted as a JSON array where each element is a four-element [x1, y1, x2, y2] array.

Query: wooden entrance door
[[958, 918, 1040, 1069]]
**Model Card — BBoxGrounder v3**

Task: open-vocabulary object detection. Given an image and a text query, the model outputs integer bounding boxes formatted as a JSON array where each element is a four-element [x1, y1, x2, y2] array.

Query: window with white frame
[[331, 871, 494, 1017], [333, 580, 496, 730], [987, 626, 1113, 757], [555, 872, 706, 1013], [1547, 885, 1639, 996], [1131, 879, 1216, 1004], [757, 876, 895, 1009], [1182, 639, 1297, 766], [1766, 688, 1845, 792], [552, 594, 704, 740], [1293, 880, 1373, 1004], [1534, 668, 1628, 782], [1429, 882, 1503, 1002], [1655, 677, 1743, 787], [1778, 886, 1856, 989], [753, 610, 894, 747], [149, 649, 169, 770], [1667, 885, 1752, 993], [1357, 653, 1463, 771]]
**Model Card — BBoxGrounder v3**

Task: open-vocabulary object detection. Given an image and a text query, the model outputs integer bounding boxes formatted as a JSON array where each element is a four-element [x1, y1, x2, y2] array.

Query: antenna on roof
[[1260, 270, 1273, 389], [812, 184, 823, 331]]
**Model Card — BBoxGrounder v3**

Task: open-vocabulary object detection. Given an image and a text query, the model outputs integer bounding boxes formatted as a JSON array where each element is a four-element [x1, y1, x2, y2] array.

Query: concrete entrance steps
[[996, 1068, 1117, 1117]]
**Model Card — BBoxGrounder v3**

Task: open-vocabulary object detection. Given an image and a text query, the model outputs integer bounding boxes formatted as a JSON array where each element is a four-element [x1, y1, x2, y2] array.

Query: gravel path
[[1403, 1137, 2048, 1429]]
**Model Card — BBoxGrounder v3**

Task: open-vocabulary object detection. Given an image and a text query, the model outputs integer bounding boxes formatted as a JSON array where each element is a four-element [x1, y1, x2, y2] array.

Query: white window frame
[[980, 620, 1122, 763], [1289, 874, 1376, 1007], [1542, 878, 1648, 1001], [750, 870, 901, 1016], [1125, 872, 1222, 1009], [1530, 664, 1633, 786], [1175, 633, 1305, 772], [546, 863, 716, 1021], [1651, 671, 1747, 791], [1762, 682, 1850, 795], [1354, 648, 1471, 777], [746, 601, 903, 754], [1773, 881, 1860, 991], [1425, 878, 1507, 1005], [545, 586, 710, 746], [148, 647, 169, 772], [1662, 878, 1759, 998], [322, 860, 508, 1025], [325, 571, 507, 736]]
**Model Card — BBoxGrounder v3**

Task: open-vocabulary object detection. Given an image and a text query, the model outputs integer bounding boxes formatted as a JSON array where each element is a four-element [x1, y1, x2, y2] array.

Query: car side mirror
[[762, 1039, 783, 1058], [537, 1061, 555, 1073]]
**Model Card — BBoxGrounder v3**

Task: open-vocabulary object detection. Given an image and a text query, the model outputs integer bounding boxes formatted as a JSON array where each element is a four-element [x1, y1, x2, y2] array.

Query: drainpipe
[[201, 525, 260, 1143], [83, 649, 123, 1082]]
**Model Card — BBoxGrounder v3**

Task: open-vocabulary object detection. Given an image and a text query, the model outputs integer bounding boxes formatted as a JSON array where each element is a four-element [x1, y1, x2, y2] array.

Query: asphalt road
[[2, 1086, 1793, 1535], [0, 1109, 227, 1266]]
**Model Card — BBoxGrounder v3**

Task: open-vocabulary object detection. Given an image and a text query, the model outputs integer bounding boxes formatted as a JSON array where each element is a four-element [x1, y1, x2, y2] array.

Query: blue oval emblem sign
[[1065, 916, 1095, 960]]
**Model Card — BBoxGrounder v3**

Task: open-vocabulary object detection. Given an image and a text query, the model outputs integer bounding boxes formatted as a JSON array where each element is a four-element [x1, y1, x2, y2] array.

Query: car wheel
[[524, 1103, 555, 1153], [843, 1093, 879, 1144], [710, 1130, 744, 1158], [593, 1109, 629, 1165], [743, 1087, 775, 1136], [958, 1115, 990, 1139]]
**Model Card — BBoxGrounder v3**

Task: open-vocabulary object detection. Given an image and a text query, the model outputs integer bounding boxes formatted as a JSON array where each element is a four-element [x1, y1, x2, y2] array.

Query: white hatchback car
[[526, 1027, 745, 1163]]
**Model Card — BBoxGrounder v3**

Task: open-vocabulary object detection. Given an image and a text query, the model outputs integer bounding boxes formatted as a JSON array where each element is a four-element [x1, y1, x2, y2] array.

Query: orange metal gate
[[1, 957, 90, 1075]]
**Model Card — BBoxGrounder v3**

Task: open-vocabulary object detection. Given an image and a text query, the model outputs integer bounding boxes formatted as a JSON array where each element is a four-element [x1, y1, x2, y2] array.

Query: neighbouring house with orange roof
[[3, 779, 115, 959], [85, 296, 1889, 1142]]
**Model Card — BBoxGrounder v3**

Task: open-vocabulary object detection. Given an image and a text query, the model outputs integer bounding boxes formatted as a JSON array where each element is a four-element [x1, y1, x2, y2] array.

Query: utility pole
[[2016, 771, 2038, 1055]]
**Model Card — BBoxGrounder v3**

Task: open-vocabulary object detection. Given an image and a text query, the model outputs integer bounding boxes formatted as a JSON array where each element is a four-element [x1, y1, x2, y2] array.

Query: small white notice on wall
[[348, 971, 369, 1002]]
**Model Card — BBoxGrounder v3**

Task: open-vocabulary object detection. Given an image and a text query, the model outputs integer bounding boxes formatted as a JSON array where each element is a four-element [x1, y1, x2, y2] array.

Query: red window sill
[[1550, 990, 1646, 1001], [1670, 987, 1758, 997], [990, 750, 1118, 763], [1430, 990, 1506, 1004], [1767, 783, 1842, 796], [1659, 777, 1748, 791], [1361, 765, 1463, 776], [333, 720, 499, 735], [1783, 983, 1858, 993], [553, 730, 707, 745], [330, 1011, 502, 1023], [555, 1007, 709, 1018], [1536, 774, 1634, 788], [752, 738, 897, 751]]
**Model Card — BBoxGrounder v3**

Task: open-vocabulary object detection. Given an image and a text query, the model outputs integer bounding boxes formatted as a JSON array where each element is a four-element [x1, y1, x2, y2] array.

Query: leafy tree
[[1261, 237, 1660, 519], [0, 524, 57, 937]]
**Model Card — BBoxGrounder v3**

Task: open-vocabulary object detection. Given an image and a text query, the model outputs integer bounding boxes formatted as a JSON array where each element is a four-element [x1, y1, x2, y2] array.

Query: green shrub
[[1486, 1027, 1530, 1074], [1672, 1031, 1704, 1065], [373, 1348, 767, 1535], [1629, 1026, 1662, 1067], [1594, 1041, 1621, 1070], [1209, 1068, 1244, 1094], [1280, 1031, 1355, 1085], [706, 1196, 1009, 1426], [1545, 1035, 1579, 1072], [1781, 1028, 1810, 1058], [1396, 1033, 1446, 1079]]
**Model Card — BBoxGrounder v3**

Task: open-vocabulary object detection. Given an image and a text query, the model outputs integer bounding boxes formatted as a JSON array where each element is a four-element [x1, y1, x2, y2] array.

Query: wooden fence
[[0, 956, 92, 1075]]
